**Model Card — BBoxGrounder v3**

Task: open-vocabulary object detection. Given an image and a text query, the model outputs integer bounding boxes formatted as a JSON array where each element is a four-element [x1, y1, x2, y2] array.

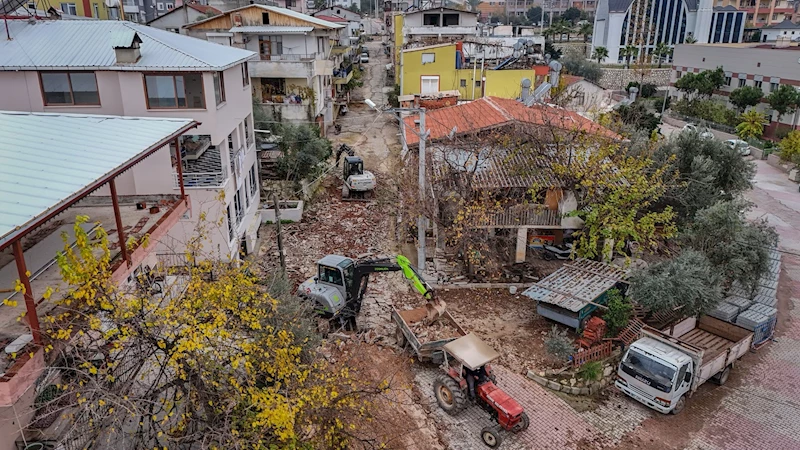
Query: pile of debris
[[409, 319, 461, 343]]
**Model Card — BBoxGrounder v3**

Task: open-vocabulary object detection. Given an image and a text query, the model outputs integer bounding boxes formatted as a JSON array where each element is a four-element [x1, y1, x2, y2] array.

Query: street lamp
[[365, 99, 429, 271]]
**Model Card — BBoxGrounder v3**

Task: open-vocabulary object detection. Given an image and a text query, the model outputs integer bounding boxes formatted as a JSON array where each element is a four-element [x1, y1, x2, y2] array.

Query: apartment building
[[117, 0, 176, 23], [671, 43, 800, 135], [593, 0, 746, 63], [146, 3, 223, 32], [184, 4, 345, 128], [0, 19, 262, 261], [717, 0, 793, 26]]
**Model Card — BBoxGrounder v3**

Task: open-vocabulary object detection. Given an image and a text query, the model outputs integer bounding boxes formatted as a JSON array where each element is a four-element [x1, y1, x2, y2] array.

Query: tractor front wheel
[[433, 375, 466, 416], [481, 426, 503, 448], [514, 412, 530, 432]]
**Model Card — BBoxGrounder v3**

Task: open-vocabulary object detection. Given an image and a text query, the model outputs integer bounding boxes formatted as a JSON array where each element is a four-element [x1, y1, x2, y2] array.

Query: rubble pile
[[409, 319, 461, 343]]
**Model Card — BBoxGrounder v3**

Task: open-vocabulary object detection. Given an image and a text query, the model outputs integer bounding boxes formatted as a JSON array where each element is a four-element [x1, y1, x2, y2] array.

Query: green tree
[[653, 42, 672, 68], [683, 199, 777, 292], [561, 53, 602, 82], [579, 23, 593, 42], [620, 45, 638, 68], [615, 102, 661, 134], [653, 129, 755, 222], [603, 288, 633, 336], [674, 67, 725, 100], [592, 46, 608, 64], [274, 123, 332, 181], [545, 41, 562, 59], [736, 110, 768, 140], [767, 84, 800, 123], [526, 5, 542, 23], [630, 250, 723, 317], [729, 86, 764, 112], [779, 130, 800, 164], [562, 6, 581, 24]]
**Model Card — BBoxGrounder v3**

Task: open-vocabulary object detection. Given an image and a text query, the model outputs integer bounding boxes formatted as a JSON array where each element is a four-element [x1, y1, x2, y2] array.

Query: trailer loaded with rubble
[[393, 306, 467, 364]]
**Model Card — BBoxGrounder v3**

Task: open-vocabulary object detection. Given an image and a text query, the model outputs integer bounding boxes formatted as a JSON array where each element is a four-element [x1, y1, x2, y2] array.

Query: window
[[156, 2, 164, 10], [754, 80, 762, 89], [59, 2, 76, 14], [677, 364, 689, 386], [475, 80, 482, 87], [319, 265, 343, 285], [233, 189, 244, 223], [285, 0, 295, 6], [421, 53, 435, 64], [423, 13, 440, 25], [109, 7, 119, 18], [227, 205, 235, 241], [460, 79, 467, 87], [40, 72, 100, 105], [241, 62, 250, 86], [259, 35, 282, 59], [420, 75, 439, 94], [27, 1, 34, 8], [93, 3, 99, 17], [249, 164, 258, 198], [167, 2, 173, 8], [771, 82, 779, 92], [738, 78, 746, 87], [725, 76, 732, 86], [144, 73, 205, 109], [213, 72, 225, 105], [676, 71, 682, 79], [262, 12, 270, 24], [442, 13, 459, 26]]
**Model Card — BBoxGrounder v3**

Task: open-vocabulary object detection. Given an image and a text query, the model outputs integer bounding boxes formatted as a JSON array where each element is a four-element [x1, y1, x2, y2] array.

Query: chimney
[[548, 59, 562, 96], [629, 86, 639, 102], [112, 30, 143, 64], [520, 78, 532, 103]]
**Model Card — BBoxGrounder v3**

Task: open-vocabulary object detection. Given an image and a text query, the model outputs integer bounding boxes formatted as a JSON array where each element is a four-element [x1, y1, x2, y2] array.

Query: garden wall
[[598, 68, 671, 90]]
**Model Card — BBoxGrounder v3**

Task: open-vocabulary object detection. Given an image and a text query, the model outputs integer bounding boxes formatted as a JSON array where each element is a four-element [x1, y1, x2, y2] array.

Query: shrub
[[626, 81, 656, 98], [561, 54, 602, 83], [578, 361, 603, 381], [545, 326, 575, 361], [672, 98, 739, 127], [779, 130, 800, 165], [603, 289, 632, 336]]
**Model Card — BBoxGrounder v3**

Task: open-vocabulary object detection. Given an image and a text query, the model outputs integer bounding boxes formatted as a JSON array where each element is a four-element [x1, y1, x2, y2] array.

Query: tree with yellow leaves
[[37, 216, 378, 449]]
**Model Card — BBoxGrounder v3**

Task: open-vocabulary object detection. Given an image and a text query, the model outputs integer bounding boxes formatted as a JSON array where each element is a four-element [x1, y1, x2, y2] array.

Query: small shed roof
[[229, 25, 314, 34], [0, 111, 197, 249], [522, 259, 629, 312]]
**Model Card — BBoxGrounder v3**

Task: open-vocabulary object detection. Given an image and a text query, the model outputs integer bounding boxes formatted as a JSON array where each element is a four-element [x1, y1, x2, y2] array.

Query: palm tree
[[592, 46, 609, 64], [685, 34, 697, 44], [579, 23, 593, 43], [736, 110, 768, 140], [466, 0, 482, 12], [653, 42, 672, 68], [621, 45, 638, 68]]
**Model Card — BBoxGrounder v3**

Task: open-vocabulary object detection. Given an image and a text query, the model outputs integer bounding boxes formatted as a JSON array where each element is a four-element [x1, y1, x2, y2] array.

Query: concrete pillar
[[515, 227, 527, 263]]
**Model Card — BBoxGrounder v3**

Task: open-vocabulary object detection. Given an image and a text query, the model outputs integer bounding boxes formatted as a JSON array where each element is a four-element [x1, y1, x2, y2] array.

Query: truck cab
[[616, 337, 694, 414]]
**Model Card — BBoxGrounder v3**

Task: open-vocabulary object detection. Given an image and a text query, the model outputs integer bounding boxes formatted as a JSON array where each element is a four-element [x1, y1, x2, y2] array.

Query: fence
[[571, 341, 613, 368], [665, 111, 737, 135], [173, 169, 228, 188]]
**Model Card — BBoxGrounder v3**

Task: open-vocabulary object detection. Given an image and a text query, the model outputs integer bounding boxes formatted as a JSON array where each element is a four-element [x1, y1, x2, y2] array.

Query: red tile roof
[[562, 75, 584, 86], [403, 96, 620, 145], [186, 3, 221, 14], [314, 14, 348, 22]]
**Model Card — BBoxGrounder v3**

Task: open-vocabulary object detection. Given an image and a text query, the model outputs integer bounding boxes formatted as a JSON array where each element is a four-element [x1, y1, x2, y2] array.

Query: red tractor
[[433, 333, 530, 448]]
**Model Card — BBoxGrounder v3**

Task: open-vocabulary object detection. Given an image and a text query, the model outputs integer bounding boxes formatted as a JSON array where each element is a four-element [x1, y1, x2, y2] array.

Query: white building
[[592, 0, 746, 64], [146, 3, 223, 33], [184, 4, 347, 128], [759, 19, 800, 42], [0, 19, 262, 261]]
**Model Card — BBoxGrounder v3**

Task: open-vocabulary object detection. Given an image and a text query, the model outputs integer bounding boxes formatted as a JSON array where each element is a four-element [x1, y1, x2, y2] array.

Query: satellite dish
[[513, 42, 523, 50], [512, 49, 521, 58]]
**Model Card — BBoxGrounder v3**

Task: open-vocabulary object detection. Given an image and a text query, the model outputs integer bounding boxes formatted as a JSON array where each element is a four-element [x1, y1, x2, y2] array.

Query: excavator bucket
[[424, 299, 447, 324]]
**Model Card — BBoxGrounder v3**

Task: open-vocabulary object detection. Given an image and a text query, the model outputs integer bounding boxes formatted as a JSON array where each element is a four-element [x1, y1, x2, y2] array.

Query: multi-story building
[[184, 4, 345, 128], [0, 19, 262, 261], [146, 3, 223, 32], [476, 0, 506, 20], [717, 0, 793, 27], [671, 43, 800, 136], [592, 0, 746, 63], [206, 0, 308, 14]]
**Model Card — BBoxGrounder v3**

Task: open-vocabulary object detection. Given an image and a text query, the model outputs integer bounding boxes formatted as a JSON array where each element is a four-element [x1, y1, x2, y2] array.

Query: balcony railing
[[259, 53, 320, 61], [476, 204, 561, 228], [173, 168, 228, 188]]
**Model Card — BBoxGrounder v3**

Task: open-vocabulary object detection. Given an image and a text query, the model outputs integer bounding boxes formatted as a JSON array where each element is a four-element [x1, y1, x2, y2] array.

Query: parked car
[[683, 123, 714, 140], [725, 139, 751, 156], [360, 52, 369, 63]]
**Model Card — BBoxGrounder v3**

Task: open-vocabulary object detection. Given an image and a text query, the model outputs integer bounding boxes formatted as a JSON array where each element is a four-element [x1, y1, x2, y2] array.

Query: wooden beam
[[539, 284, 609, 310], [564, 261, 629, 283], [12, 241, 42, 345]]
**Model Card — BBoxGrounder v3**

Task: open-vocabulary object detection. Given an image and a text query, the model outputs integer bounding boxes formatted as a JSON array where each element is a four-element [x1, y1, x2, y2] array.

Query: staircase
[[613, 317, 645, 347]]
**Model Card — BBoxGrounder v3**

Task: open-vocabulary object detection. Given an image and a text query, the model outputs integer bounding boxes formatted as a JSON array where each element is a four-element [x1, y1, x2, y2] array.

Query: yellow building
[[54, 0, 113, 19], [400, 43, 540, 101]]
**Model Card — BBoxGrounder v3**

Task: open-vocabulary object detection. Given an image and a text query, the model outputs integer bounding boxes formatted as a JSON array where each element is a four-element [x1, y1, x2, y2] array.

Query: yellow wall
[[401, 43, 537, 101], [66, 0, 110, 19]]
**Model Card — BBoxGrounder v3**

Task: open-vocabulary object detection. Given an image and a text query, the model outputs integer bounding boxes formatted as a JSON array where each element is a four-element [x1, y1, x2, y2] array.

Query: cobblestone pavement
[[415, 365, 601, 449]]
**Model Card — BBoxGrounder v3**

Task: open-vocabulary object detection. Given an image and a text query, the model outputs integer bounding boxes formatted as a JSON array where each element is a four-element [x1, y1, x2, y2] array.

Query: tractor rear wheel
[[514, 412, 530, 432], [395, 326, 407, 348], [433, 375, 466, 416], [481, 426, 503, 448]]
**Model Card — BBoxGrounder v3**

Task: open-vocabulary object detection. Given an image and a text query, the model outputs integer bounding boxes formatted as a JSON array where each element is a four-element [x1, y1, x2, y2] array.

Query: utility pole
[[417, 108, 426, 271], [273, 194, 286, 276]]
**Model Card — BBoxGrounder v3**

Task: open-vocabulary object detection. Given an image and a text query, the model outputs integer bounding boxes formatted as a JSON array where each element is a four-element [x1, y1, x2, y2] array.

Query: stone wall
[[598, 68, 671, 90]]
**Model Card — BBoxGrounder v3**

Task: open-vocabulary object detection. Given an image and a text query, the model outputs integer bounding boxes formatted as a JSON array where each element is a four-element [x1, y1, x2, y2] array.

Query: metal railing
[[173, 167, 228, 188], [157, 252, 192, 268], [259, 53, 319, 61], [477, 204, 561, 228]]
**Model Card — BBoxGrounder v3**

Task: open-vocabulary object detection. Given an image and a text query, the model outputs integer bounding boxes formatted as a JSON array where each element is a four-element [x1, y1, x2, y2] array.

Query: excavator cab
[[343, 156, 364, 179]]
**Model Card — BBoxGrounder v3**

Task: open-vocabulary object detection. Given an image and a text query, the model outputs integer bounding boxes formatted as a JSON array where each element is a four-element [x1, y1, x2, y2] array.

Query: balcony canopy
[[0, 111, 197, 250], [230, 26, 314, 34]]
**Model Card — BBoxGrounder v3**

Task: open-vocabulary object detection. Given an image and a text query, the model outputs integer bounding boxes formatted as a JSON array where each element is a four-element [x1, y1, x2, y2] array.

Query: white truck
[[615, 316, 753, 414]]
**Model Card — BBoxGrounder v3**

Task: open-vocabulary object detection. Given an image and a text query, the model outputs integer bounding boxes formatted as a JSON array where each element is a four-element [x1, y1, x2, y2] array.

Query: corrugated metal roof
[[230, 25, 314, 34], [522, 259, 628, 312], [0, 20, 255, 71], [187, 4, 344, 29], [110, 28, 141, 48], [0, 111, 196, 247]]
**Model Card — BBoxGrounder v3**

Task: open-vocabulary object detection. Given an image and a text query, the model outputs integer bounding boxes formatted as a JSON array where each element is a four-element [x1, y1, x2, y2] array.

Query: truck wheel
[[433, 375, 466, 416], [395, 326, 407, 348], [513, 412, 530, 432], [671, 396, 686, 415], [481, 426, 503, 448], [714, 366, 731, 386]]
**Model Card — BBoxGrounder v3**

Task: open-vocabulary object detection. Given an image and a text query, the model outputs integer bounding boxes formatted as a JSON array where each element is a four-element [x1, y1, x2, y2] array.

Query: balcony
[[250, 56, 333, 79], [333, 64, 354, 85], [174, 147, 229, 189], [406, 25, 478, 36]]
